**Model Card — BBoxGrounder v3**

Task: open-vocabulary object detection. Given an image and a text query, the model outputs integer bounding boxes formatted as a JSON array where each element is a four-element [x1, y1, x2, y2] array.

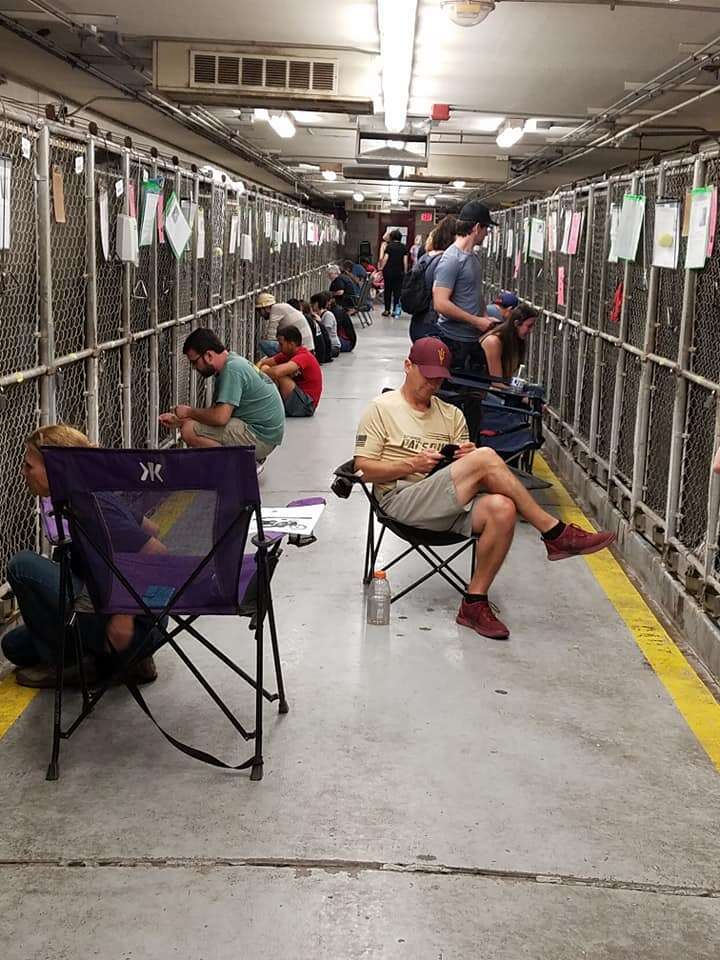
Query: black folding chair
[[333, 461, 477, 604], [41, 446, 291, 782], [354, 274, 374, 327], [440, 373, 551, 490]]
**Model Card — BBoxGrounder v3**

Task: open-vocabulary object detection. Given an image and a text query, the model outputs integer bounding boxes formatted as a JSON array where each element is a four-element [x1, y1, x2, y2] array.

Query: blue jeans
[[1, 550, 161, 668], [260, 340, 280, 357]]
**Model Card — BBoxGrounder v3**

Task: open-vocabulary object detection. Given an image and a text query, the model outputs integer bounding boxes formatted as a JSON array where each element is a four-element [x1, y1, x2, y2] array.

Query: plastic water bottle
[[509, 363, 527, 394], [366, 570, 391, 625]]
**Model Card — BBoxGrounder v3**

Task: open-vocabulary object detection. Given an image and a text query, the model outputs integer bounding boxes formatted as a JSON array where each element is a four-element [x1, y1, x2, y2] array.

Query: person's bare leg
[[467, 494, 516, 594], [262, 366, 296, 400], [181, 420, 221, 448], [451, 448, 557, 534], [274, 375, 297, 400]]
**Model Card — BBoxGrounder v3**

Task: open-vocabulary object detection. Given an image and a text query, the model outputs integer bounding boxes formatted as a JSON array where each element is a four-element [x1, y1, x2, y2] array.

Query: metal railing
[[0, 106, 338, 594], [478, 150, 720, 616]]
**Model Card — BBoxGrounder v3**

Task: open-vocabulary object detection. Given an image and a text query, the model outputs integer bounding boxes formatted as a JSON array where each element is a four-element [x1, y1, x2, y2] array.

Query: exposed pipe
[[0, 2, 315, 194]]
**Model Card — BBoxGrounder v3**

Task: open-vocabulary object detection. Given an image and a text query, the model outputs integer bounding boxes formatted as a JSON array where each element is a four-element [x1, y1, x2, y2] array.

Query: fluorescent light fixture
[[378, 0, 419, 133], [297, 162, 321, 172], [451, 180, 466, 189], [267, 112, 296, 138], [353, 192, 365, 202], [254, 108, 269, 121], [389, 182, 401, 202], [426, 196, 436, 207], [389, 164, 402, 179], [475, 115, 504, 132], [496, 119, 524, 149], [523, 118, 539, 133], [321, 169, 337, 182], [291, 111, 323, 124]]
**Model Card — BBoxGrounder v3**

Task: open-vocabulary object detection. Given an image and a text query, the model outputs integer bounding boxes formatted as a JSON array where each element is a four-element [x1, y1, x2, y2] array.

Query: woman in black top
[[380, 230, 408, 317]]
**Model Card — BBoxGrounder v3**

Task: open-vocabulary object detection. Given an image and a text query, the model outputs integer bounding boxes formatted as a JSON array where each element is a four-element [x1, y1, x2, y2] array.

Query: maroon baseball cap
[[408, 337, 453, 379]]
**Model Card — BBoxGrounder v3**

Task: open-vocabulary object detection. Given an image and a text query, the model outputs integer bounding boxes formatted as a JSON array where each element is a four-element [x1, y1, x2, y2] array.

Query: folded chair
[[354, 274, 374, 328], [333, 461, 477, 604], [41, 446, 289, 782]]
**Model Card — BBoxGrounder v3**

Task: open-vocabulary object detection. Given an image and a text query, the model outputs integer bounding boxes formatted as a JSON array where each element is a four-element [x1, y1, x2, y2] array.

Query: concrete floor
[[1, 314, 719, 958]]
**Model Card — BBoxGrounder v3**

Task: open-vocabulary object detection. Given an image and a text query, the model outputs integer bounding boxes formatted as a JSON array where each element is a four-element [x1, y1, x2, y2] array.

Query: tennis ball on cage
[[658, 233, 674, 248]]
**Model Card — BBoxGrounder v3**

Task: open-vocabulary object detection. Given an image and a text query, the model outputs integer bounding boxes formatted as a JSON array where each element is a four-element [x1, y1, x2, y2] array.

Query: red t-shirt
[[270, 347, 323, 408]]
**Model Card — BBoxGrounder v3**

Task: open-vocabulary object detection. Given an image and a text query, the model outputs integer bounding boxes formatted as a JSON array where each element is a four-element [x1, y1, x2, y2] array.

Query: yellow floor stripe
[[535, 455, 720, 771], [0, 674, 38, 738], [149, 490, 197, 539]]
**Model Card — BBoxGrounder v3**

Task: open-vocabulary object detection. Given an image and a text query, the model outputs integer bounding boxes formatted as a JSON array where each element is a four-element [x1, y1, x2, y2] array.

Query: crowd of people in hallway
[[1, 199, 618, 694]]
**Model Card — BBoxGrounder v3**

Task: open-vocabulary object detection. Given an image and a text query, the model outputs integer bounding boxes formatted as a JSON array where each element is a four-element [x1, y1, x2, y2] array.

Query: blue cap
[[495, 291, 519, 309]]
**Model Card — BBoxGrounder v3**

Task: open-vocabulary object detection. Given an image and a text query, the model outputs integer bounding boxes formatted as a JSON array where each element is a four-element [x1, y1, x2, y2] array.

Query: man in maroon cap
[[354, 337, 615, 640]]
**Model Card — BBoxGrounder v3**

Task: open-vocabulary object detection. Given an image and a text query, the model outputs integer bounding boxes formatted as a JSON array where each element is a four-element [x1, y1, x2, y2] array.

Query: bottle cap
[[373, 570, 386, 579]]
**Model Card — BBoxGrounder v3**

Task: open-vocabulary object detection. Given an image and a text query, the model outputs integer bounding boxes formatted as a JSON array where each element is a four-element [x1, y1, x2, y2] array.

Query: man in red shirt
[[258, 325, 323, 417]]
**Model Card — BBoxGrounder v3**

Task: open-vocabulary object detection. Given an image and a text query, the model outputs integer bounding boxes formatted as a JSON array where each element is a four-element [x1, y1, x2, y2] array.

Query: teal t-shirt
[[214, 353, 285, 446]]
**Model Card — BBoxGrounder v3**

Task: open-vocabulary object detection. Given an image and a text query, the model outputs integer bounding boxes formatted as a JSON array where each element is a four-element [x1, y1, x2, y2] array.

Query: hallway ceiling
[[1, 0, 720, 206]]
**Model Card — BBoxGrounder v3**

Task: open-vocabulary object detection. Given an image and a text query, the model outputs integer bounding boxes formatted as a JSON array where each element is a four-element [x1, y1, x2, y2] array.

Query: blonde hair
[[26, 424, 92, 452]]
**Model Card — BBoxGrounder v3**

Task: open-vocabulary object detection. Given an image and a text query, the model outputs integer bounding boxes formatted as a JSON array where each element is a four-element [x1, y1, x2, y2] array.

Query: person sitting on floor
[[255, 291, 315, 356], [353, 337, 615, 640], [160, 328, 284, 462], [485, 291, 519, 323], [311, 291, 341, 358], [479, 304, 538, 385], [258, 325, 323, 418], [1, 424, 163, 688]]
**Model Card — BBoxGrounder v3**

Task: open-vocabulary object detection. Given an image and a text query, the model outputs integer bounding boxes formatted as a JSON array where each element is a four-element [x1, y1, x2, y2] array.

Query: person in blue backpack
[[404, 215, 457, 342]]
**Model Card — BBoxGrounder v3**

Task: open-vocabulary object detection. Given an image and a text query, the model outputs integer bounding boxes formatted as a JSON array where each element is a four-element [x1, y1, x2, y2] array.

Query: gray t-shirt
[[433, 244, 482, 343], [214, 353, 285, 446]]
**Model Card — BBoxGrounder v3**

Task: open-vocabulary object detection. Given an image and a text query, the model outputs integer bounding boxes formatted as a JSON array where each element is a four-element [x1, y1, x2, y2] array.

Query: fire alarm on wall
[[431, 104, 450, 122]]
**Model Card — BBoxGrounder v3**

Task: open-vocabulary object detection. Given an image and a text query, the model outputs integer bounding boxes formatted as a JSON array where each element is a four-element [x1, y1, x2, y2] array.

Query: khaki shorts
[[380, 466, 473, 537], [192, 419, 277, 461]]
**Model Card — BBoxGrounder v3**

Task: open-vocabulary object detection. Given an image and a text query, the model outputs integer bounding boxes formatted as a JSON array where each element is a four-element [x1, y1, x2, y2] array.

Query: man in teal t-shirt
[[159, 328, 285, 462]]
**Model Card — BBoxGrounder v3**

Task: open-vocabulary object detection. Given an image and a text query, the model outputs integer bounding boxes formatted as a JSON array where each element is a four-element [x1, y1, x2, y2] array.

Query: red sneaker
[[544, 523, 615, 561], [456, 600, 510, 640]]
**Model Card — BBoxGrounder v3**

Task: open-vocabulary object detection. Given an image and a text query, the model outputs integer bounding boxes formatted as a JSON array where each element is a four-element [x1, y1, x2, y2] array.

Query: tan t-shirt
[[354, 390, 469, 498]]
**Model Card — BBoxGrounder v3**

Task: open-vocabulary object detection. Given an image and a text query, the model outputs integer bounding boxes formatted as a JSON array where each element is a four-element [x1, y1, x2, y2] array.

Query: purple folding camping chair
[[41, 446, 288, 782]]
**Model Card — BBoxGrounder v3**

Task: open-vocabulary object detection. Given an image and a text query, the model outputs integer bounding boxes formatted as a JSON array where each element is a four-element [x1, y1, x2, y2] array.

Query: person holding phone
[[353, 338, 615, 640]]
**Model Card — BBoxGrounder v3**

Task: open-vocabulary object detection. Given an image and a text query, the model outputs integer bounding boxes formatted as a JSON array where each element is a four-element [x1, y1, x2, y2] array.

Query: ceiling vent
[[190, 51, 337, 94]]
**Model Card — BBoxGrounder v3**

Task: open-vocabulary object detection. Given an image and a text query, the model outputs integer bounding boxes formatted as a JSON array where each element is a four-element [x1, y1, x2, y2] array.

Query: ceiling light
[[353, 192, 365, 202], [297, 162, 321, 172], [321, 169, 337, 182], [475, 115, 504, 132], [441, 1, 495, 26], [451, 180, 466, 189], [426, 196, 436, 207], [389, 165, 402, 179], [291, 111, 323, 124], [267, 112, 296, 138], [496, 119, 524, 149], [378, 0, 419, 133], [253, 108, 269, 122], [389, 182, 400, 203], [523, 118, 539, 133]]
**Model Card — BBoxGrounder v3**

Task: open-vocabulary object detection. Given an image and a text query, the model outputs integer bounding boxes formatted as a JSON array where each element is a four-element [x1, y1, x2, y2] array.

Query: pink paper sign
[[513, 249, 521, 279], [557, 266, 566, 306], [128, 182, 137, 219], [568, 211, 583, 256], [157, 193, 165, 244], [707, 186, 718, 258]]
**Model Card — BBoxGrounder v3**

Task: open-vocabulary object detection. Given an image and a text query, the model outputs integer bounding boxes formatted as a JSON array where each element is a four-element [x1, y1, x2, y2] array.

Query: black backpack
[[306, 314, 331, 364], [334, 305, 357, 351], [400, 255, 438, 315]]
